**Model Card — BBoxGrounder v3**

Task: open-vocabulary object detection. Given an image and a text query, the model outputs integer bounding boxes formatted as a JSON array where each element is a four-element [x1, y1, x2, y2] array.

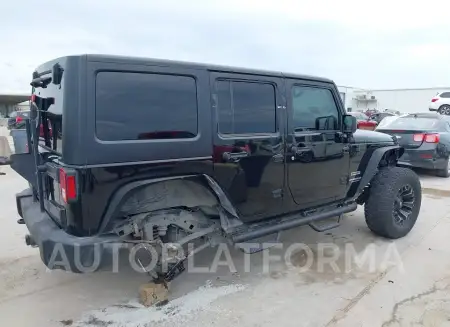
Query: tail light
[[425, 134, 440, 143], [413, 133, 440, 143], [16, 116, 23, 123], [431, 98, 439, 102], [59, 168, 77, 203]]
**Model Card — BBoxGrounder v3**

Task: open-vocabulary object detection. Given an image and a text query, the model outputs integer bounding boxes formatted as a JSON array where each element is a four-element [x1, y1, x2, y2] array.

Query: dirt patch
[[288, 245, 364, 285], [83, 316, 113, 327], [60, 319, 73, 326]]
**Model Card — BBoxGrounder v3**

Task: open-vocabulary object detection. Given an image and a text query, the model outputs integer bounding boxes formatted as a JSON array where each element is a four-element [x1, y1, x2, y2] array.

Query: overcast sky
[[1, 0, 449, 94]]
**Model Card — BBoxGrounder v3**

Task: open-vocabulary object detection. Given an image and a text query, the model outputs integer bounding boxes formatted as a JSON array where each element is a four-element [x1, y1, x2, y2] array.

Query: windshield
[[377, 116, 440, 130]]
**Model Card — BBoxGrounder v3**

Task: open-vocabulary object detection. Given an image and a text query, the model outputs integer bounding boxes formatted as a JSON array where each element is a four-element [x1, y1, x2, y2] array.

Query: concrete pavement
[[0, 165, 449, 327]]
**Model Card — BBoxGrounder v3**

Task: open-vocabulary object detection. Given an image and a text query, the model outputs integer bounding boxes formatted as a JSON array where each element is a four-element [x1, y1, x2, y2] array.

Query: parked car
[[369, 112, 397, 124], [376, 112, 450, 177], [383, 109, 401, 115], [364, 109, 379, 117], [11, 55, 422, 282], [348, 111, 378, 130], [429, 92, 450, 114], [7, 111, 29, 130]]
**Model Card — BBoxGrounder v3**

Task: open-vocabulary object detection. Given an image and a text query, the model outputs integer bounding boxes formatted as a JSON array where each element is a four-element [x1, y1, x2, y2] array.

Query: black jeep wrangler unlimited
[[12, 55, 421, 279]]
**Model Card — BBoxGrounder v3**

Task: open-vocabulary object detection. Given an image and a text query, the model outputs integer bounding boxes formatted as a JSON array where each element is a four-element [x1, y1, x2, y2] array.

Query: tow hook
[[25, 234, 37, 247]]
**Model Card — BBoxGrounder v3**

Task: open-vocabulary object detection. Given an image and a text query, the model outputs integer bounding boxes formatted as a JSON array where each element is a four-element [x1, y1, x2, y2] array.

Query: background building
[[338, 86, 450, 114], [0, 94, 29, 117]]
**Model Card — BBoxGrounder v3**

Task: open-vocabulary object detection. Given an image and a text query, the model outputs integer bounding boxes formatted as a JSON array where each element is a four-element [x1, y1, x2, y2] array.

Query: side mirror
[[315, 115, 337, 130], [343, 115, 357, 134]]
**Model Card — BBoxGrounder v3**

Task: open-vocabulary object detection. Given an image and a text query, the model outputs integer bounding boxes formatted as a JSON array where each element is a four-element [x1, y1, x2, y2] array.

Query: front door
[[285, 80, 350, 208], [210, 72, 285, 222]]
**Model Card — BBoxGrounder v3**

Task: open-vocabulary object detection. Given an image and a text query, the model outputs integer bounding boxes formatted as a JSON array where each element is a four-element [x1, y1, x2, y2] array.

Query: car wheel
[[300, 151, 314, 163], [364, 167, 421, 239], [436, 159, 450, 178], [438, 105, 450, 115]]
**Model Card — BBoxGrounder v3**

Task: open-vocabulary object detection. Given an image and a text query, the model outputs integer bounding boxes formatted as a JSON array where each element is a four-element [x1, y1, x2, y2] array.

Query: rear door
[[210, 72, 285, 222]]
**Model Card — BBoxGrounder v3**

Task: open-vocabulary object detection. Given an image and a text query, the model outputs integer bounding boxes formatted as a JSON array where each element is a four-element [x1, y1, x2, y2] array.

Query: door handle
[[222, 151, 249, 163]]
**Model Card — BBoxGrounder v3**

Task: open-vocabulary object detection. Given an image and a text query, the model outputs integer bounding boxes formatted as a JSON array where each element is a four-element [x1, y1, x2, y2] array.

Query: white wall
[[337, 86, 365, 111], [366, 88, 450, 114], [338, 86, 450, 114], [16, 101, 30, 111]]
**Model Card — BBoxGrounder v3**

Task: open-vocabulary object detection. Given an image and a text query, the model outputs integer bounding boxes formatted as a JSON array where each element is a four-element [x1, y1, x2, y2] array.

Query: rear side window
[[95, 72, 198, 141], [216, 80, 276, 134], [440, 92, 450, 98]]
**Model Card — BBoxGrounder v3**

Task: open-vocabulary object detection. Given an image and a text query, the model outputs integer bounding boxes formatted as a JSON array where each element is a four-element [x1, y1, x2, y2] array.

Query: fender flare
[[97, 174, 240, 233], [349, 145, 404, 199]]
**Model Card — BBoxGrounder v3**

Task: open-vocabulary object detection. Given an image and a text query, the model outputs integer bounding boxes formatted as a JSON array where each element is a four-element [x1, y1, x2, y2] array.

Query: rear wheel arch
[[97, 174, 240, 233]]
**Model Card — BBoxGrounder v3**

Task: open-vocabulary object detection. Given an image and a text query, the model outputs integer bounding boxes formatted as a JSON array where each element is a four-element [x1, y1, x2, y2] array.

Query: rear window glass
[[95, 72, 198, 141], [33, 65, 64, 154], [378, 116, 440, 130], [216, 80, 276, 134]]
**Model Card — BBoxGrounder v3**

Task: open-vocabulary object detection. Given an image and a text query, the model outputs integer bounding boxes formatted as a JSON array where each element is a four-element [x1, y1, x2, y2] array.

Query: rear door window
[[95, 72, 198, 141], [216, 80, 276, 134], [440, 92, 450, 98]]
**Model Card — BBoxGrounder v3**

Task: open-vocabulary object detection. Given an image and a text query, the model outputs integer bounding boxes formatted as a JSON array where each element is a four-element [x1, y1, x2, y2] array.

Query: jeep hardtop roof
[[34, 54, 334, 84]]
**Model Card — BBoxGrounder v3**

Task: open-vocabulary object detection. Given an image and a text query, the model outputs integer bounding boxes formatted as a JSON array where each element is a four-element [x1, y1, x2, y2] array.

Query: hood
[[353, 129, 395, 144]]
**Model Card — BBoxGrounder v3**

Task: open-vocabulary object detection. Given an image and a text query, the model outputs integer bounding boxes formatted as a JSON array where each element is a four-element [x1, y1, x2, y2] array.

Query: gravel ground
[[1, 164, 450, 327]]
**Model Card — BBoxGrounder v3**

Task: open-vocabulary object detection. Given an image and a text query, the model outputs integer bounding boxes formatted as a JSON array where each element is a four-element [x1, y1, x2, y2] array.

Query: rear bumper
[[16, 188, 122, 272], [429, 102, 440, 111], [397, 149, 448, 170]]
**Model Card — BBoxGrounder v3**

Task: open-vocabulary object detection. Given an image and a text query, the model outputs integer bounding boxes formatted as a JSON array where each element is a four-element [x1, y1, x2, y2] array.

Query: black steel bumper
[[16, 188, 122, 272]]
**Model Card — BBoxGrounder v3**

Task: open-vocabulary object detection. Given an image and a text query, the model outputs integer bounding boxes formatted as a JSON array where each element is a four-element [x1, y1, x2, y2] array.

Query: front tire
[[364, 167, 421, 239]]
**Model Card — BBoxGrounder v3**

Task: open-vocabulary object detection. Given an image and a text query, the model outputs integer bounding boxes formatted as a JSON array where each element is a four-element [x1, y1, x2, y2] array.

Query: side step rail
[[309, 214, 342, 232], [231, 203, 357, 243]]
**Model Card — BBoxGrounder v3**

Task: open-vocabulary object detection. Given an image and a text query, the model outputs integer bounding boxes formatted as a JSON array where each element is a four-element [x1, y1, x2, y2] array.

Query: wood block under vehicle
[[139, 282, 170, 307]]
